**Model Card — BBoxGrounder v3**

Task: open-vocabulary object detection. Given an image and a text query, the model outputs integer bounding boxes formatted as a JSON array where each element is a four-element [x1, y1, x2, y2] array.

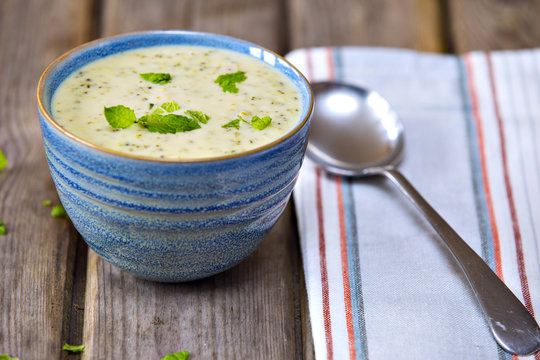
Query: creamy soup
[[51, 45, 302, 159]]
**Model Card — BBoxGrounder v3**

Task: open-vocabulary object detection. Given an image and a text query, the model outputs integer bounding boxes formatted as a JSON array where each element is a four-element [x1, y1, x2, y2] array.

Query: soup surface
[[51, 45, 302, 159]]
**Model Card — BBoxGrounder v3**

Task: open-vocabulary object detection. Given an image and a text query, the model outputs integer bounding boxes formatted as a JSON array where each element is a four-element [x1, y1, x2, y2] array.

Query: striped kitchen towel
[[287, 47, 540, 360]]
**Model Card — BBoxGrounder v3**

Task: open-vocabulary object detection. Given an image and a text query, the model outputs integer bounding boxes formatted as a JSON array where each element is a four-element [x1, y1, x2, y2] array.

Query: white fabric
[[288, 47, 540, 360]]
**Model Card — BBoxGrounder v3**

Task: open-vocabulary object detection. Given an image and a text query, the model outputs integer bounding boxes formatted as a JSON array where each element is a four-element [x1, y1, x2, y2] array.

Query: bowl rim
[[37, 30, 313, 164]]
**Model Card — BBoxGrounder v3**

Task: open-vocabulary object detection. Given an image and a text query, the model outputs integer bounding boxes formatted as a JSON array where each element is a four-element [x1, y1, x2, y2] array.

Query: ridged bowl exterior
[[37, 31, 312, 282]]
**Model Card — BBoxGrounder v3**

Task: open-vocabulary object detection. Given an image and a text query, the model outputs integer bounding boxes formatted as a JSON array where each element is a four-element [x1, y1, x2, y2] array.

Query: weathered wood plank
[[448, 0, 540, 52], [294, 213, 316, 360], [83, 203, 301, 359], [0, 0, 93, 359], [102, 0, 288, 54], [287, 0, 444, 52]]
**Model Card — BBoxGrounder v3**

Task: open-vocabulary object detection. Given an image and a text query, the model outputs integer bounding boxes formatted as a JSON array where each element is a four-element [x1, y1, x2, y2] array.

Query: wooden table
[[1, 1, 539, 359]]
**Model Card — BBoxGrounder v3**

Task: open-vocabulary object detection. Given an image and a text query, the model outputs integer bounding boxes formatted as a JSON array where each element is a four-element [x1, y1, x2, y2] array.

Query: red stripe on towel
[[464, 54, 504, 279], [326, 46, 356, 360], [486, 53, 535, 319], [326, 46, 335, 81], [316, 167, 334, 360], [336, 176, 357, 360]]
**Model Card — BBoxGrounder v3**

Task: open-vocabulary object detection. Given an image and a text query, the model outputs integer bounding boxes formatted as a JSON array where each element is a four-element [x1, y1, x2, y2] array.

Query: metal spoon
[[307, 81, 540, 355]]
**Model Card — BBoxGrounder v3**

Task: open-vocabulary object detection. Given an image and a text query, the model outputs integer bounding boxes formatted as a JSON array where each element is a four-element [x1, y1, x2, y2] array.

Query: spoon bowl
[[307, 81, 540, 355], [308, 82, 404, 175]]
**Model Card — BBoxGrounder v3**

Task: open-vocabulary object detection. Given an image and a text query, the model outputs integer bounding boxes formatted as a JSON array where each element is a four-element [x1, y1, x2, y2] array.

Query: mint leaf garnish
[[138, 115, 149, 126], [0, 221, 6, 236], [222, 119, 240, 129], [43, 200, 52, 206], [0, 354, 18, 360], [140, 72, 171, 84], [161, 351, 189, 360], [104, 105, 136, 129], [185, 110, 210, 124], [51, 205, 68, 218], [151, 101, 179, 115], [141, 114, 201, 134], [62, 344, 84, 353], [222, 115, 271, 130], [160, 101, 180, 113], [214, 71, 246, 93], [250, 115, 272, 130], [0, 150, 7, 171], [152, 107, 165, 115]]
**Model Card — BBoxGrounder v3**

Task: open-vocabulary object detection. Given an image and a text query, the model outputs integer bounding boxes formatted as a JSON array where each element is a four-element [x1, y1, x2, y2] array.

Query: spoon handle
[[376, 166, 540, 355]]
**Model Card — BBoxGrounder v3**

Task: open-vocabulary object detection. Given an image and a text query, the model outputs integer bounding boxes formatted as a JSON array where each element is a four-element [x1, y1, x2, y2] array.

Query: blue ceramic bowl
[[37, 31, 312, 282]]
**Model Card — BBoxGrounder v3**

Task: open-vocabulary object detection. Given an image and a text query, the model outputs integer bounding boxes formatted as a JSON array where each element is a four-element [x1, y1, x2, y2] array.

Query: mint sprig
[[250, 115, 272, 130], [222, 118, 241, 130], [62, 344, 84, 353], [161, 351, 189, 360], [223, 115, 272, 130], [185, 110, 210, 124], [0, 354, 18, 360], [0, 149, 7, 171], [104, 105, 137, 129], [51, 205, 68, 218], [151, 101, 180, 115], [160, 101, 181, 113], [139, 114, 201, 134], [103, 99, 210, 135], [214, 71, 246, 93], [152, 107, 165, 115], [140, 72, 171, 85]]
